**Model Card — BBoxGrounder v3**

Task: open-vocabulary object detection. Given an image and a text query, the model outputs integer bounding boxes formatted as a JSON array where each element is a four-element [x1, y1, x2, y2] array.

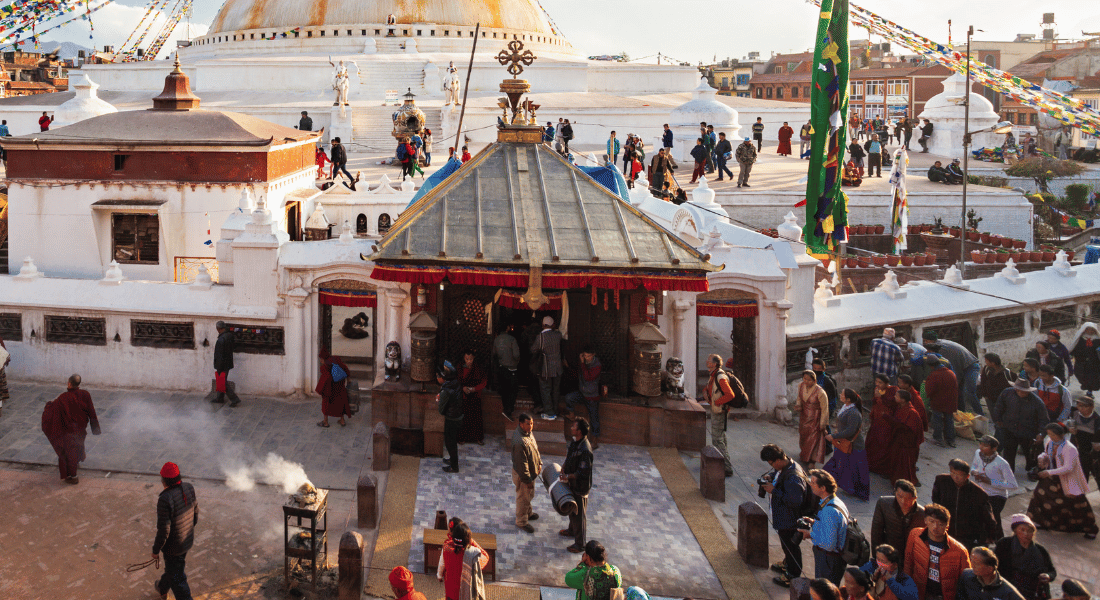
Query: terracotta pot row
[[851, 224, 886, 235], [844, 253, 936, 268], [905, 225, 1028, 249], [969, 250, 1069, 264]]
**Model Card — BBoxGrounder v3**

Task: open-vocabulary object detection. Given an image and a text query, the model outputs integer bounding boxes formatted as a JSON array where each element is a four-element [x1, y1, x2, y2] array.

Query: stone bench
[[423, 528, 497, 581]]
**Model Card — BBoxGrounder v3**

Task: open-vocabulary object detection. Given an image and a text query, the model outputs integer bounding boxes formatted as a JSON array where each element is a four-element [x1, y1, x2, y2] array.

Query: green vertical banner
[[802, 0, 850, 257]]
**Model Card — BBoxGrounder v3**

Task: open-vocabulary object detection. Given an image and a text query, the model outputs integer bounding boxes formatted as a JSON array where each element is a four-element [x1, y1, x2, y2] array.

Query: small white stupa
[[51, 73, 116, 128], [917, 73, 1000, 159], [668, 77, 741, 163]]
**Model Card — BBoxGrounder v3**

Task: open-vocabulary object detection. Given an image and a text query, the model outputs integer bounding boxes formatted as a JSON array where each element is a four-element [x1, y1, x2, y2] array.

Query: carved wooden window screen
[[929, 321, 977, 354], [112, 213, 159, 264], [45, 315, 107, 346], [984, 314, 1025, 342], [224, 324, 285, 355], [131, 320, 196, 349], [441, 287, 494, 369], [787, 338, 839, 376], [0, 313, 20, 341], [592, 300, 627, 395], [1040, 306, 1077, 332]]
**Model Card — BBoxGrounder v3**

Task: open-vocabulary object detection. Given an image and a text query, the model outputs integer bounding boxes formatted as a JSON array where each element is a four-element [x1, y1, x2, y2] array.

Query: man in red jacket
[[923, 355, 958, 448]]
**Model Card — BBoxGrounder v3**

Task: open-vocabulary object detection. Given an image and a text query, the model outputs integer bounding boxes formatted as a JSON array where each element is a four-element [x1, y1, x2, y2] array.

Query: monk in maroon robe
[[316, 349, 351, 427], [777, 122, 795, 156], [41, 374, 100, 483], [866, 375, 898, 477], [458, 351, 487, 444], [884, 389, 924, 485]]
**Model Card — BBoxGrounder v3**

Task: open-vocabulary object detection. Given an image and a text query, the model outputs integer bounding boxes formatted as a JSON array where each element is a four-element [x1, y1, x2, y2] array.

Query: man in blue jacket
[[761, 444, 809, 587], [662, 123, 673, 150]]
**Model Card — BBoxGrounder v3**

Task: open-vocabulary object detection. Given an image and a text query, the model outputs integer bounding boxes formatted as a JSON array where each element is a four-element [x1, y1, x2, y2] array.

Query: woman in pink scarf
[[1027, 422, 1098, 539]]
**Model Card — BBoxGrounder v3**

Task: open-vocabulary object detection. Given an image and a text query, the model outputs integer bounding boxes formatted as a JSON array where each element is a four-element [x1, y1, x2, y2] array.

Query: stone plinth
[[372, 422, 390, 471], [700, 446, 726, 502], [356, 474, 377, 528], [737, 501, 770, 568]]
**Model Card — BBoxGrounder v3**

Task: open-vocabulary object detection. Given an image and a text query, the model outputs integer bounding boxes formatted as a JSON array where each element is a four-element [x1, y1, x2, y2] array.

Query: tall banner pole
[[453, 23, 480, 151], [802, 0, 851, 258]]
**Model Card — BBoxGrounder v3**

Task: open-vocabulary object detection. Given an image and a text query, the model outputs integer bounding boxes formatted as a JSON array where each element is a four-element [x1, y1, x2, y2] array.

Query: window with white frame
[[865, 80, 885, 99], [887, 79, 909, 96], [850, 81, 864, 100]]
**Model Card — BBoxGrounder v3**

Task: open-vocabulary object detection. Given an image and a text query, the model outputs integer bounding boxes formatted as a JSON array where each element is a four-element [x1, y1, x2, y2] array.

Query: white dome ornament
[[1051, 250, 1076, 277], [777, 211, 802, 243], [14, 256, 43, 280], [941, 265, 969, 290], [876, 270, 907, 299], [51, 73, 117, 128], [100, 261, 124, 285], [997, 259, 1026, 285], [339, 220, 354, 244]]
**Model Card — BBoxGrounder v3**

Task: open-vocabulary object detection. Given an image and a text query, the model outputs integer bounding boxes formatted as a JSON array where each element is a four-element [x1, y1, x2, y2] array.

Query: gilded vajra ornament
[[496, 40, 536, 77]]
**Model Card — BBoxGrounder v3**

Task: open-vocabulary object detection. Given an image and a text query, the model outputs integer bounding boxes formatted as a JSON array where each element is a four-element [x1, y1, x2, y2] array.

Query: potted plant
[[949, 226, 961, 237], [970, 250, 985, 263], [846, 255, 859, 268], [1030, 250, 1043, 262], [874, 224, 886, 234], [1043, 248, 1056, 261], [995, 249, 1010, 263], [913, 254, 927, 266], [872, 253, 887, 267], [1067, 250, 1076, 261], [908, 224, 920, 235], [980, 232, 991, 243], [1009, 250, 1022, 262], [991, 235, 1004, 248], [921, 223, 932, 233], [967, 229, 981, 242], [887, 254, 900, 267], [851, 224, 863, 235], [1012, 238, 1027, 249], [900, 254, 915, 267]]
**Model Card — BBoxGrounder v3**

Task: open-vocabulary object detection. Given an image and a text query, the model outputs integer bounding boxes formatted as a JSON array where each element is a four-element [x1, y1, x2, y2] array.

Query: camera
[[757, 471, 775, 498], [796, 516, 814, 531]]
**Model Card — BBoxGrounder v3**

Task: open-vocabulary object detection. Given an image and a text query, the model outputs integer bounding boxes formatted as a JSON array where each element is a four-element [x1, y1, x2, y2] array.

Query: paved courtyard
[[406, 440, 725, 599]]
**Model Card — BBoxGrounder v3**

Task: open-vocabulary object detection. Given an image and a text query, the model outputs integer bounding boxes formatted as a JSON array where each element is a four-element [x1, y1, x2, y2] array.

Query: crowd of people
[[762, 323, 1100, 599]]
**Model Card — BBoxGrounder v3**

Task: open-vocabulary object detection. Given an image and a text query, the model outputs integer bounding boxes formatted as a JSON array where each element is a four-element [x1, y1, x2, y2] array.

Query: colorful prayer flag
[[889, 148, 909, 253], [802, 0, 850, 256]]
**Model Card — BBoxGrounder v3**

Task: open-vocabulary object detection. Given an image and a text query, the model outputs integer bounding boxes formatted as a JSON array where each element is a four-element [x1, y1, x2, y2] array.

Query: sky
[[24, 0, 1100, 64]]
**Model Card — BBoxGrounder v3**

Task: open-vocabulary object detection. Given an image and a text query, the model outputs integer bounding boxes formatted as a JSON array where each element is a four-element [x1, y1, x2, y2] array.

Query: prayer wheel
[[540, 462, 577, 516], [632, 343, 663, 397], [410, 332, 436, 382]]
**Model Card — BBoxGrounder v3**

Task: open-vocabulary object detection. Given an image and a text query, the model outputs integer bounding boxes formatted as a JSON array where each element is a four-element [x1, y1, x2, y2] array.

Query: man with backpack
[[703, 354, 747, 476], [801, 469, 851, 585], [761, 444, 811, 588]]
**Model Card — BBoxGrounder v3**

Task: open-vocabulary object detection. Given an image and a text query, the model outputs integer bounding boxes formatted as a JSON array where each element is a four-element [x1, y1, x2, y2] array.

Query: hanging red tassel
[[591, 284, 597, 306], [603, 291, 608, 311], [614, 289, 620, 310]]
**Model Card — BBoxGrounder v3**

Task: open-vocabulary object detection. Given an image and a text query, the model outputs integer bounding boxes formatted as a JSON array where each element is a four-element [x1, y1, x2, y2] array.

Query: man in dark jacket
[[212, 322, 241, 406], [752, 117, 765, 150], [991, 379, 1047, 472], [560, 417, 593, 554], [958, 547, 1026, 600], [437, 361, 463, 473], [298, 111, 313, 131], [736, 137, 758, 188], [928, 161, 950, 183], [561, 119, 574, 153], [931, 459, 997, 549], [662, 123, 673, 149], [330, 137, 355, 185], [918, 119, 933, 152], [714, 132, 734, 181], [152, 461, 198, 600], [760, 444, 809, 587], [531, 315, 563, 420], [511, 414, 542, 532], [871, 479, 926, 565], [978, 353, 1013, 436]]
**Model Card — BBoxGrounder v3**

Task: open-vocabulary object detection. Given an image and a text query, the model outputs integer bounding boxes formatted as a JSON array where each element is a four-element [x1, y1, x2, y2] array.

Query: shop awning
[[318, 287, 377, 308], [369, 263, 710, 292], [697, 298, 758, 318]]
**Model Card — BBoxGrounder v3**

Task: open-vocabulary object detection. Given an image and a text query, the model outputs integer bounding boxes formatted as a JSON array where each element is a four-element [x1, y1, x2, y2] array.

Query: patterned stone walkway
[[406, 438, 726, 599]]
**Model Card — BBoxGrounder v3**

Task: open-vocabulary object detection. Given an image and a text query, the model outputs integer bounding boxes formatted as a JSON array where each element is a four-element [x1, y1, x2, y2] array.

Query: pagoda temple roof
[[369, 141, 718, 289]]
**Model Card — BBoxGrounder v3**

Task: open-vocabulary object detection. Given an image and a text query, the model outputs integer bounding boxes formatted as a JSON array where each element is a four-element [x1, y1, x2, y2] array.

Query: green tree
[[1004, 156, 1085, 194]]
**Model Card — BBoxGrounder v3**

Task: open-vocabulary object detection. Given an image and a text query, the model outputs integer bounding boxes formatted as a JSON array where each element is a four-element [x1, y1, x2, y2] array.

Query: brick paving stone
[[406, 438, 726, 599]]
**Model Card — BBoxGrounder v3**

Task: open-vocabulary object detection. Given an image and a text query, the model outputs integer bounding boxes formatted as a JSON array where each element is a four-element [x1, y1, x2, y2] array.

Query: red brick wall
[[6, 144, 313, 182]]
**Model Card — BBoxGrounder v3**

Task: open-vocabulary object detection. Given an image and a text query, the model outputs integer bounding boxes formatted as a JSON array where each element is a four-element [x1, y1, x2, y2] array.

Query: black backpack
[[828, 499, 871, 565], [797, 471, 818, 518]]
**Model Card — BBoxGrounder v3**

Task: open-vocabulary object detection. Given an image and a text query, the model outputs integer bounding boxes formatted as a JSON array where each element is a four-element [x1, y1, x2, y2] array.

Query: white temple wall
[[0, 281, 293, 395], [716, 188, 1035, 248]]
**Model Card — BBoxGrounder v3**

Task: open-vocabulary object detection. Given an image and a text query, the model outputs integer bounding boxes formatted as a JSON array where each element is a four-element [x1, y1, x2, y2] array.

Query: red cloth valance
[[370, 263, 709, 293], [697, 298, 758, 318], [319, 289, 377, 308], [496, 290, 564, 311]]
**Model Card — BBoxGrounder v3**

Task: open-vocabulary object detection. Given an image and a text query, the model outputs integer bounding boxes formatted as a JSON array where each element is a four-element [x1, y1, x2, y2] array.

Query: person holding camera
[[859, 544, 919, 600], [761, 444, 810, 588], [799, 470, 849, 585]]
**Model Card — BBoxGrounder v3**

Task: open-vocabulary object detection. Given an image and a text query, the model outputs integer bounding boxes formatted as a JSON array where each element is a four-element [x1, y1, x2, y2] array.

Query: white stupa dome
[[51, 73, 116, 128], [919, 72, 997, 122], [210, 0, 557, 37], [667, 78, 741, 162]]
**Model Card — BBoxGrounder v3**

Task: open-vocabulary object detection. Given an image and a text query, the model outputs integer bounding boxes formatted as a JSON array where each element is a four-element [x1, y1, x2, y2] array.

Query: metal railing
[[174, 256, 219, 284]]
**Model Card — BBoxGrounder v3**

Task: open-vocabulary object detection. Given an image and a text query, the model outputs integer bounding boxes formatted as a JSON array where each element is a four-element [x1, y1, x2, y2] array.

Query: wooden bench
[[423, 528, 497, 581]]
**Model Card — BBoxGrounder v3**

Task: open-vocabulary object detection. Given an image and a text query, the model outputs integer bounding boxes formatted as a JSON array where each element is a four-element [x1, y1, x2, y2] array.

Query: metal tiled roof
[[370, 142, 718, 274]]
